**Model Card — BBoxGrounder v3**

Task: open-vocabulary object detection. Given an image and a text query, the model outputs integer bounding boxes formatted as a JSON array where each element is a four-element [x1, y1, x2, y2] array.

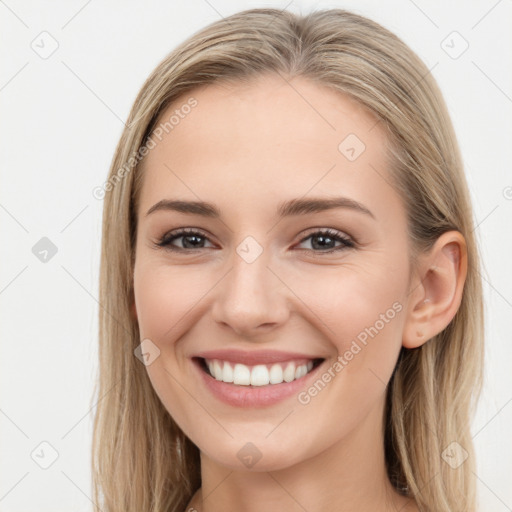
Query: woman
[[92, 8, 484, 512]]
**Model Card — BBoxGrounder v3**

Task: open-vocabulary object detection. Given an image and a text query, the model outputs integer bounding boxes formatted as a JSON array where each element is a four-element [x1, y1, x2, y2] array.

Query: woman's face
[[133, 74, 413, 470]]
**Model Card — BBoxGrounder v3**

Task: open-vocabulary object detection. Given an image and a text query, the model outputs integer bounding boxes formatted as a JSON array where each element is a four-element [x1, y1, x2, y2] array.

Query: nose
[[211, 247, 290, 338]]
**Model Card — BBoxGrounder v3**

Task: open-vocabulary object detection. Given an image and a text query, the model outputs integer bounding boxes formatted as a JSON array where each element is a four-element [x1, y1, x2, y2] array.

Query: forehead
[[137, 74, 403, 223]]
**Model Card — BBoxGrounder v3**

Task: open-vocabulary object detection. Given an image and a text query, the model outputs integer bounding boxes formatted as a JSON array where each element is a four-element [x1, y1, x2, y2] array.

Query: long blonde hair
[[92, 8, 485, 511]]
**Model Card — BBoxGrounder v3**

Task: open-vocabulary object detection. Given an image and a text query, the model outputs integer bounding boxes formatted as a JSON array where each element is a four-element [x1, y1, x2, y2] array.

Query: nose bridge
[[212, 237, 289, 334], [231, 242, 272, 295]]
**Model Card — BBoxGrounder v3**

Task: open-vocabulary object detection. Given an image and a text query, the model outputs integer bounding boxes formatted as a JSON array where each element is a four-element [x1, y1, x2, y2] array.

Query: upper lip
[[193, 349, 324, 366]]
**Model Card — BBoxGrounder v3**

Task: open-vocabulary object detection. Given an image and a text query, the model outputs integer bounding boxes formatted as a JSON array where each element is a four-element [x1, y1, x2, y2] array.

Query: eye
[[155, 227, 355, 254], [295, 228, 354, 253], [156, 228, 215, 251]]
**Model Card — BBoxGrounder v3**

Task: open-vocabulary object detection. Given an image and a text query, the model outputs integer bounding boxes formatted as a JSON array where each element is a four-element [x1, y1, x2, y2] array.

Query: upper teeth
[[205, 358, 314, 386]]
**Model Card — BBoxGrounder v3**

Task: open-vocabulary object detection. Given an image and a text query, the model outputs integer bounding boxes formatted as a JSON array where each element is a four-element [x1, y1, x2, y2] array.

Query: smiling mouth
[[194, 357, 325, 387]]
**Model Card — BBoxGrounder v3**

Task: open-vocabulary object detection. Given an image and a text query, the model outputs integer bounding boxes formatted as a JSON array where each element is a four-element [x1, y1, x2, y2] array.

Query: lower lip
[[192, 358, 325, 408]]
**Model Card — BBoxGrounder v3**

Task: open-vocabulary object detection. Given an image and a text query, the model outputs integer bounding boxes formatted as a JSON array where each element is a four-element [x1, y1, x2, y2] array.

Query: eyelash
[[155, 227, 355, 254]]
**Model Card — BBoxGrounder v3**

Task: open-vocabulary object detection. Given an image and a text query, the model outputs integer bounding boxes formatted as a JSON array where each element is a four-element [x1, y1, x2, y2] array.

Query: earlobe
[[402, 231, 467, 349]]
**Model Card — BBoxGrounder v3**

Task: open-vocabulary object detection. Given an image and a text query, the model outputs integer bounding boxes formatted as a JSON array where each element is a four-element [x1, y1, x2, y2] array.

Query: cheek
[[133, 262, 211, 342], [335, 280, 404, 352], [133, 263, 210, 428], [295, 262, 405, 330], [279, 270, 406, 445], [287, 264, 407, 381]]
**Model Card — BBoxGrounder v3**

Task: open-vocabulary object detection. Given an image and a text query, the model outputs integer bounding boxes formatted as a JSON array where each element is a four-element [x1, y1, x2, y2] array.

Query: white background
[[1, 1, 511, 510]]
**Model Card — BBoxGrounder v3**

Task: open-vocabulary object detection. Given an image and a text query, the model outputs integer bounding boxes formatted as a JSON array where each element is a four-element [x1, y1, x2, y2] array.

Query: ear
[[402, 230, 467, 349]]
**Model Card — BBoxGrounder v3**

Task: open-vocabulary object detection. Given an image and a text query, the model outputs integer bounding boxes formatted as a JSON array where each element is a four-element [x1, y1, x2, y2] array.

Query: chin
[[196, 435, 315, 473]]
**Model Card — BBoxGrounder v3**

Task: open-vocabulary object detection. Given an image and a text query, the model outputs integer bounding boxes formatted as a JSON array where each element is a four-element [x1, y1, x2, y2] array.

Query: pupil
[[312, 234, 334, 250], [183, 235, 204, 248]]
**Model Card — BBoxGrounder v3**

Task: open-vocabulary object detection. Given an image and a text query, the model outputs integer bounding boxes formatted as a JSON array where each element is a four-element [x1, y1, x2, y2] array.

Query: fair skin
[[132, 74, 467, 512]]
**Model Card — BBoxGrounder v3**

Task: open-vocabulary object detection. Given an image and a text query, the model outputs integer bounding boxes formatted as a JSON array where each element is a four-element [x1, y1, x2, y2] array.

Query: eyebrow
[[145, 196, 375, 220]]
